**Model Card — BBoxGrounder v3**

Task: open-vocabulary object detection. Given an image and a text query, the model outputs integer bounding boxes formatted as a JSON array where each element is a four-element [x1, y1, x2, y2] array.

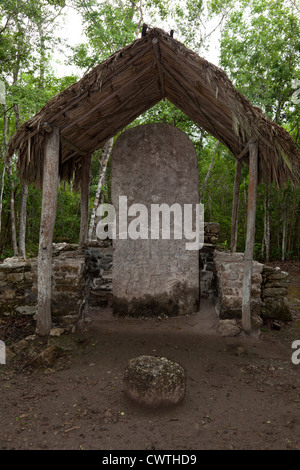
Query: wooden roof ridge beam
[[152, 37, 166, 99]]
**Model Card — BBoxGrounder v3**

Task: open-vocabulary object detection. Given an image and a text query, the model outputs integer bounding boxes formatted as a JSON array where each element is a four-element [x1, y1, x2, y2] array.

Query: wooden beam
[[242, 139, 258, 335], [61, 136, 86, 156], [236, 141, 249, 160], [62, 150, 78, 165], [152, 38, 166, 99], [79, 155, 91, 247], [24, 121, 53, 144], [36, 127, 60, 336], [40, 122, 53, 133], [142, 23, 148, 36], [230, 160, 242, 252]]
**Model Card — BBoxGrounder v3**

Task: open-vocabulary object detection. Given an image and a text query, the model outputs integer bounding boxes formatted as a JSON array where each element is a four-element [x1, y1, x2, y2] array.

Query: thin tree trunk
[[265, 186, 270, 262], [79, 155, 91, 247], [199, 141, 219, 202], [14, 101, 28, 258], [243, 176, 247, 240], [242, 139, 258, 335], [88, 138, 113, 241], [3, 102, 18, 256], [261, 184, 270, 262], [0, 163, 5, 234], [282, 210, 286, 261], [9, 161, 18, 257], [0, 104, 7, 235], [230, 159, 242, 252], [19, 184, 28, 258]]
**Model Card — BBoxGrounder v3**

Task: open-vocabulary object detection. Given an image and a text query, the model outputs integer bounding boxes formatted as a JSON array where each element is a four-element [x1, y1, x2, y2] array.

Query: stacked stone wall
[[200, 223, 220, 297], [213, 251, 263, 321], [261, 266, 292, 321], [0, 245, 87, 329], [0, 241, 293, 331], [84, 243, 113, 308], [0, 258, 36, 317]]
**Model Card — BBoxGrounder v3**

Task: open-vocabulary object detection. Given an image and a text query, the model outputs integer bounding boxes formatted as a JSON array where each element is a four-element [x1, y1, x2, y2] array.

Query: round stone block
[[123, 355, 186, 407]]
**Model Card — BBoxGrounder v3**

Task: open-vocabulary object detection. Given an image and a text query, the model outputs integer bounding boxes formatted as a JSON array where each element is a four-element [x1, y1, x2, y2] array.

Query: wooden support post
[[36, 127, 60, 336], [230, 160, 242, 252], [242, 139, 258, 335], [79, 155, 91, 247]]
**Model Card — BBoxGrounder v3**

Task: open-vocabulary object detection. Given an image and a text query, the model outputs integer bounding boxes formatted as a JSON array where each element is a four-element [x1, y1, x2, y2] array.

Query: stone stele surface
[[111, 123, 200, 317]]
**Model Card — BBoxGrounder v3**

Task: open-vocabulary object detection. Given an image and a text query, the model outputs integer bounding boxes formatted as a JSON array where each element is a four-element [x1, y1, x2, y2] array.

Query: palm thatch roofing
[[8, 27, 300, 188]]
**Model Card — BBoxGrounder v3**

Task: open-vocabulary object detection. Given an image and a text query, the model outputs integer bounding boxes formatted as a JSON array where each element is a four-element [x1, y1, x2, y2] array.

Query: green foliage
[[54, 184, 81, 243], [219, 0, 300, 124]]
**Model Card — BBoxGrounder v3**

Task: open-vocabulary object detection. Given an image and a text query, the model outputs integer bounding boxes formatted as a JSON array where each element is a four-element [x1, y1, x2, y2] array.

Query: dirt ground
[[0, 264, 299, 451]]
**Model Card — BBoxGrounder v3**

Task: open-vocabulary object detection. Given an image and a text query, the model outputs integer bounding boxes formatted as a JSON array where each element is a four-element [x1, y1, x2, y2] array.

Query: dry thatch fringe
[[7, 27, 300, 189]]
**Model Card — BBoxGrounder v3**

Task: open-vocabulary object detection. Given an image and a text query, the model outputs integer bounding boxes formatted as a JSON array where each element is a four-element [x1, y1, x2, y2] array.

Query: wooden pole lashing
[[36, 127, 60, 336], [242, 139, 258, 335]]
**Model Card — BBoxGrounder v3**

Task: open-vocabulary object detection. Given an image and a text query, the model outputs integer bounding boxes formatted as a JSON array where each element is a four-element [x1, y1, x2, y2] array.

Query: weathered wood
[[142, 23, 148, 36], [61, 136, 86, 157], [162, 64, 230, 148], [152, 38, 166, 98], [36, 127, 60, 336], [79, 154, 91, 246], [230, 160, 242, 252], [8, 28, 300, 189], [236, 141, 249, 160], [40, 122, 53, 133], [242, 139, 258, 335], [62, 63, 154, 134]]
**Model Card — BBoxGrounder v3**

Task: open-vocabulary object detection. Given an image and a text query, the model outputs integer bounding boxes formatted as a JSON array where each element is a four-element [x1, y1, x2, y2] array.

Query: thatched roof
[[8, 27, 300, 188]]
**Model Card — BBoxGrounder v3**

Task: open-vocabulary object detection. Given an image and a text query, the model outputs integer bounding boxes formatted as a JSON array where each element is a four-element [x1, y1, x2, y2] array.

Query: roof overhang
[[8, 27, 300, 187]]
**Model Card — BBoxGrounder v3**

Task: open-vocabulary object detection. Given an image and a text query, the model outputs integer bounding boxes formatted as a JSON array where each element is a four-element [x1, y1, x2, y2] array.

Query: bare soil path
[[0, 284, 300, 451]]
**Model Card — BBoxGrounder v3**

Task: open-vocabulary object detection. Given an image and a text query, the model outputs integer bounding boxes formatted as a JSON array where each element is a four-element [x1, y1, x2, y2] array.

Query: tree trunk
[[199, 141, 219, 202], [18, 184, 28, 258], [88, 138, 113, 241], [36, 127, 60, 336], [242, 140, 258, 335], [264, 185, 270, 262], [9, 177, 18, 256], [0, 103, 7, 235], [230, 159, 242, 252], [282, 209, 286, 261], [79, 155, 91, 247], [14, 101, 28, 259], [4, 101, 18, 257], [0, 163, 5, 234]]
